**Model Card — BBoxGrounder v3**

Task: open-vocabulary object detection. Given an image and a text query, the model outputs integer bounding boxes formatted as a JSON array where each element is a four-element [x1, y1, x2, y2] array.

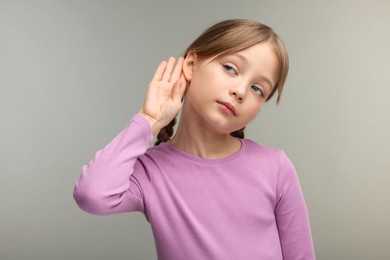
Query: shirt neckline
[[162, 139, 247, 164]]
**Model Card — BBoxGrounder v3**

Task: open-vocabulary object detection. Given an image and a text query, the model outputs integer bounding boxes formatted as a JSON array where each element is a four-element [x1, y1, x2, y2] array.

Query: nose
[[229, 84, 247, 102]]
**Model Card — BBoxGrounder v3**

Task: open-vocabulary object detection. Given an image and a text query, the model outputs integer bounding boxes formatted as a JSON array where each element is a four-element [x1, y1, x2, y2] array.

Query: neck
[[170, 107, 241, 159]]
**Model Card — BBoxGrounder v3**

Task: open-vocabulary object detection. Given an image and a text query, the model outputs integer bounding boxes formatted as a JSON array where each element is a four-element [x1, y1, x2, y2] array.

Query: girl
[[74, 19, 315, 260]]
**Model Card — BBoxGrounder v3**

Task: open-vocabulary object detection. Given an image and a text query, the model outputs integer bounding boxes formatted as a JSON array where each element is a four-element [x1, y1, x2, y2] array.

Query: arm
[[275, 151, 316, 260], [73, 57, 187, 215], [73, 114, 153, 215]]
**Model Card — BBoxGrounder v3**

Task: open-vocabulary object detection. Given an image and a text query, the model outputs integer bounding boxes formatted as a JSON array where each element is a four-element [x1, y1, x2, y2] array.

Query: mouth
[[217, 101, 237, 116]]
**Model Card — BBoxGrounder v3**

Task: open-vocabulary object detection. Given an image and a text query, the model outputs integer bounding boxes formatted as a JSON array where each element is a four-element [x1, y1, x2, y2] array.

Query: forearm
[[276, 201, 315, 260], [73, 114, 153, 215]]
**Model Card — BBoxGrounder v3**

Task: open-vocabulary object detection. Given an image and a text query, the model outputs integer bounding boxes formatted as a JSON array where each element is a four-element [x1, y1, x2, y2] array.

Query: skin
[[140, 41, 279, 159]]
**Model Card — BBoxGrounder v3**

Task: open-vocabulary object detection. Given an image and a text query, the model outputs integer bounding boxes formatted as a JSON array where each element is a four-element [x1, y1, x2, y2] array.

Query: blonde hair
[[155, 19, 289, 145]]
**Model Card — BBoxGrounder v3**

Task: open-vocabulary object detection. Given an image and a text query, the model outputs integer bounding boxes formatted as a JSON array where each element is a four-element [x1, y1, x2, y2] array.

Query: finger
[[152, 61, 167, 81], [179, 74, 187, 97], [162, 57, 176, 81], [171, 78, 183, 105], [170, 57, 184, 83]]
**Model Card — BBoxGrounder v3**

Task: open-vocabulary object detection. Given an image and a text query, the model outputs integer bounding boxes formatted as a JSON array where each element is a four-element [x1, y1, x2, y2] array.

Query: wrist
[[138, 110, 160, 136]]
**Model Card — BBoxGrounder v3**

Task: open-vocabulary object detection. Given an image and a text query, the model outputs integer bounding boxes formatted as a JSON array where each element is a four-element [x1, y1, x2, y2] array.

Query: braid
[[154, 117, 177, 146], [230, 127, 245, 139]]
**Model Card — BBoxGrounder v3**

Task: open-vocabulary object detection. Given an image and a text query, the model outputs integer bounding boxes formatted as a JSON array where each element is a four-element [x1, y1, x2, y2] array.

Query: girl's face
[[183, 41, 280, 135]]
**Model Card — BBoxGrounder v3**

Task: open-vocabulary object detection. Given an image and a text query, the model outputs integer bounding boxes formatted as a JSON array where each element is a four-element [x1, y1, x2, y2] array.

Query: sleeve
[[73, 114, 153, 216], [275, 151, 316, 260]]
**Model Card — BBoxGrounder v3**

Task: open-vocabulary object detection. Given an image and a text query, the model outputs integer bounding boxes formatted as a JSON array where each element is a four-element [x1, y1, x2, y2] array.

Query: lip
[[217, 101, 237, 116]]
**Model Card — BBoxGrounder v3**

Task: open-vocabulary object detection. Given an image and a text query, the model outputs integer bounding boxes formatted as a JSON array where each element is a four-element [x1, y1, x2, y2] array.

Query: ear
[[183, 52, 197, 81]]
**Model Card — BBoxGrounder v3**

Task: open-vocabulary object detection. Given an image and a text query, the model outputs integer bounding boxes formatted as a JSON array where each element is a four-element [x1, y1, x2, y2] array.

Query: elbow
[[73, 186, 111, 216]]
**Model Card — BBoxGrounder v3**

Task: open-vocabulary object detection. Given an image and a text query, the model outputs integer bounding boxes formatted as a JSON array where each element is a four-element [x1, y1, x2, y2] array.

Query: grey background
[[1, 0, 389, 259]]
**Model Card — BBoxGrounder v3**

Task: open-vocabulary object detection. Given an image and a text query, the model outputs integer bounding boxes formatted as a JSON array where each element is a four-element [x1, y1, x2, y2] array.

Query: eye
[[251, 85, 264, 96], [223, 64, 237, 75]]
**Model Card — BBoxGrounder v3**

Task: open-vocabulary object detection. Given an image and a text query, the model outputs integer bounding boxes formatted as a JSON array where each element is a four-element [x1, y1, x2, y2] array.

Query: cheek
[[246, 101, 263, 120], [186, 80, 210, 107], [188, 71, 219, 99], [195, 66, 221, 88]]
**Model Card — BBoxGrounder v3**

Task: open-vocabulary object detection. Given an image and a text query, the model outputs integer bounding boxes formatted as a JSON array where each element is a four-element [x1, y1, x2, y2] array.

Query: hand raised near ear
[[140, 57, 187, 135]]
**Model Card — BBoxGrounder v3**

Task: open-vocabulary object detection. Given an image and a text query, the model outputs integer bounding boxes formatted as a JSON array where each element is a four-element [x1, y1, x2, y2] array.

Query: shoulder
[[137, 141, 174, 166], [243, 139, 284, 158], [243, 139, 294, 170]]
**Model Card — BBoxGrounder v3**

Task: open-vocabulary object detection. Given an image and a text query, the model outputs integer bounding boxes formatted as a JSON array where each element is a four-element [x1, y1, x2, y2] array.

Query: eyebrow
[[230, 53, 276, 92], [231, 53, 249, 65]]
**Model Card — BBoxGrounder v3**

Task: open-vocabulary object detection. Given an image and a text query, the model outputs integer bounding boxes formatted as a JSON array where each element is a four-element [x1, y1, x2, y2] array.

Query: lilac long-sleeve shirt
[[74, 114, 315, 260]]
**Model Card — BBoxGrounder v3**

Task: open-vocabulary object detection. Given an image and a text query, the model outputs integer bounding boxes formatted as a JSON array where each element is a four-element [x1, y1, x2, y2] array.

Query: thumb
[[179, 75, 187, 97], [171, 79, 183, 104]]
